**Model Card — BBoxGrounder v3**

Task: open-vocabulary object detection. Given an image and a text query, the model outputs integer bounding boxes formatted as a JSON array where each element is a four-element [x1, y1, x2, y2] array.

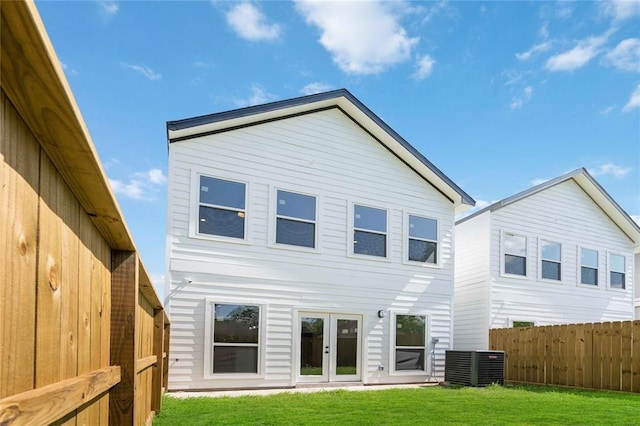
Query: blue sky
[[36, 1, 639, 297]]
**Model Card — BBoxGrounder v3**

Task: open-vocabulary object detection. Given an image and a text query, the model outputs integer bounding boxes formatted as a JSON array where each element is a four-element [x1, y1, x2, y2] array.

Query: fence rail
[[489, 320, 640, 393]]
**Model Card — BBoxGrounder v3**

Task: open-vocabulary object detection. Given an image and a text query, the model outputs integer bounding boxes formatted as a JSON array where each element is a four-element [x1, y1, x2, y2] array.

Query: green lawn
[[154, 384, 640, 425]]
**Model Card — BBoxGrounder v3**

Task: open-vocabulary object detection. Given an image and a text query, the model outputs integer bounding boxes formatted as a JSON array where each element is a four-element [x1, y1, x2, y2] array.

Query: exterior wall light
[[378, 310, 386, 318]]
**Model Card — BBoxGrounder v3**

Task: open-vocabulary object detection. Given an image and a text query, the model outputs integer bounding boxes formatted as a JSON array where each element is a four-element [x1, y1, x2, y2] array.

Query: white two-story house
[[453, 168, 640, 351], [165, 89, 474, 390]]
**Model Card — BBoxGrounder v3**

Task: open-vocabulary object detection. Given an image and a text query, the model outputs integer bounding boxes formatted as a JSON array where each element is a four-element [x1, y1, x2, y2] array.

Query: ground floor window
[[212, 303, 260, 374], [393, 314, 427, 372]]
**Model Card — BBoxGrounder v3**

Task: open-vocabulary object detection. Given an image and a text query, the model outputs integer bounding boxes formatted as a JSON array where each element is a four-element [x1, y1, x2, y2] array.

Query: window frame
[[404, 213, 439, 267], [538, 239, 562, 283], [347, 202, 390, 261], [607, 252, 627, 291], [578, 246, 600, 288], [389, 312, 430, 376], [270, 187, 319, 252], [203, 297, 265, 379], [501, 231, 528, 278], [190, 171, 250, 244]]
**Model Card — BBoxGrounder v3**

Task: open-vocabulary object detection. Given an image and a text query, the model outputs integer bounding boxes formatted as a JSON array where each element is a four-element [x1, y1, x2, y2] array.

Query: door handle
[[325, 346, 329, 354]]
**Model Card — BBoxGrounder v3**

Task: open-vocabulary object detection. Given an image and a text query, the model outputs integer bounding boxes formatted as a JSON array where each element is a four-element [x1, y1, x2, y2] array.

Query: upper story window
[[276, 190, 316, 248], [353, 205, 387, 257], [198, 176, 246, 239], [504, 233, 527, 276], [393, 314, 427, 373], [212, 303, 260, 374], [540, 240, 561, 281], [609, 254, 625, 289], [580, 248, 598, 286], [408, 215, 437, 264]]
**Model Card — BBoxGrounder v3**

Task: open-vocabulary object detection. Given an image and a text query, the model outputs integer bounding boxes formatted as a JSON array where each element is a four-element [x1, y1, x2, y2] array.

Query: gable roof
[[166, 89, 475, 213], [456, 168, 640, 244]]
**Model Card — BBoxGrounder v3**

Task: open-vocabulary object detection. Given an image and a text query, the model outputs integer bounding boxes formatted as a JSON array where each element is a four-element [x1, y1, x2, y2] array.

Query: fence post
[[152, 308, 164, 413], [109, 251, 138, 425]]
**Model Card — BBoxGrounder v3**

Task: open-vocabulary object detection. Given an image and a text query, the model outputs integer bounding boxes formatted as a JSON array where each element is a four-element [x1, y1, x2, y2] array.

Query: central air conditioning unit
[[444, 350, 505, 387]]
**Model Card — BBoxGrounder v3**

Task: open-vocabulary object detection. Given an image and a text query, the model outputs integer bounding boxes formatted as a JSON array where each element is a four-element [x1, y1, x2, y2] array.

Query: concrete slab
[[168, 382, 440, 399]]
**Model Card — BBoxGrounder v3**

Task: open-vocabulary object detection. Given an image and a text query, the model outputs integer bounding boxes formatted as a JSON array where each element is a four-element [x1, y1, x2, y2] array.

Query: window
[[394, 314, 427, 372], [504, 233, 527, 276], [540, 241, 561, 281], [610, 254, 625, 289], [212, 304, 260, 374], [408, 215, 437, 264], [353, 205, 387, 257], [198, 176, 246, 239], [580, 248, 598, 286], [276, 190, 316, 248]]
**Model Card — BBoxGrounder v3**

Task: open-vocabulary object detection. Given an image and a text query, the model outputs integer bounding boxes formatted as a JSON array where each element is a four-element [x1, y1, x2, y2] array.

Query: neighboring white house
[[453, 169, 640, 351], [165, 89, 475, 390]]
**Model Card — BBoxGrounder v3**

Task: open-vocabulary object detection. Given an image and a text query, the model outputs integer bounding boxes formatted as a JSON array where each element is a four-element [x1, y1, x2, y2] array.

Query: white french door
[[298, 313, 362, 383]]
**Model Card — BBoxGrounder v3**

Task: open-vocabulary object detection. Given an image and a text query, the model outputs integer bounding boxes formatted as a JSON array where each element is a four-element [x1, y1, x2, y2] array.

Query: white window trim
[[500, 231, 528, 279], [347, 201, 391, 262], [606, 251, 628, 292], [203, 297, 266, 380], [189, 169, 251, 245], [538, 238, 563, 284], [577, 245, 602, 289], [389, 312, 431, 376], [402, 212, 440, 268], [268, 186, 320, 253]]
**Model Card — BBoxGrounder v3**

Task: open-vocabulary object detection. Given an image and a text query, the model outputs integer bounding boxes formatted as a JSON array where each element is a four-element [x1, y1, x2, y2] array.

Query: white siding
[[166, 109, 456, 390], [488, 180, 635, 331], [453, 211, 491, 350]]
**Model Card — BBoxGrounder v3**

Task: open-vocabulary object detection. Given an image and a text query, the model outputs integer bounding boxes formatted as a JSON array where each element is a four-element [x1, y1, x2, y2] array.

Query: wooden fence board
[[611, 322, 622, 391], [575, 324, 585, 388], [559, 325, 568, 386], [633, 321, 640, 393], [620, 321, 632, 392], [567, 324, 576, 387], [0, 92, 38, 399], [36, 154, 63, 389]]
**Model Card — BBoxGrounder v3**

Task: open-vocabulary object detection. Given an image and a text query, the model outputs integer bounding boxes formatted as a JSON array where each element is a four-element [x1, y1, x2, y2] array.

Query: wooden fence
[[490, 321, 640, 393], [0, 2, 170, 424]]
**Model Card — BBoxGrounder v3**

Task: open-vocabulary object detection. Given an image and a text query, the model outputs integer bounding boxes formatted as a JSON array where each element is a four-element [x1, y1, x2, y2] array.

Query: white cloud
[[602, 0, 640, 22], [603, 38, 640, 72], [193, 60, 215, 68], [60, 61, 79, 76], [588, 162, 632, 178], [599, 104, 617, 116], [300, 82, 333, 96], [516, 41, 552, 61], [99, 1, 119, 17], [623, 83, 640, 112], [412, 55, 436, 80], [226, 2, 281, 41], [545, 31, 611, 72], [295, 0, 418, 75], [122, 63, 162, 80], [510, 86, 533, 109], [422, 0, 448, 24], [109, 168, 167, 201], [233, 84, 278, 107]]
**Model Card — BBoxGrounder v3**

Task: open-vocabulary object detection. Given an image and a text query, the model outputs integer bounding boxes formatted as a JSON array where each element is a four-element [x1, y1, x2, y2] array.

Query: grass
[[153, 384, 640, 425]]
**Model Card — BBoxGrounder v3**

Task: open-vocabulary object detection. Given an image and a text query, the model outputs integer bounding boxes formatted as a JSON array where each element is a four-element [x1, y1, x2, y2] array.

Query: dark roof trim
[[167, 88, 475, 207], [456, 168, 640, 242]]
